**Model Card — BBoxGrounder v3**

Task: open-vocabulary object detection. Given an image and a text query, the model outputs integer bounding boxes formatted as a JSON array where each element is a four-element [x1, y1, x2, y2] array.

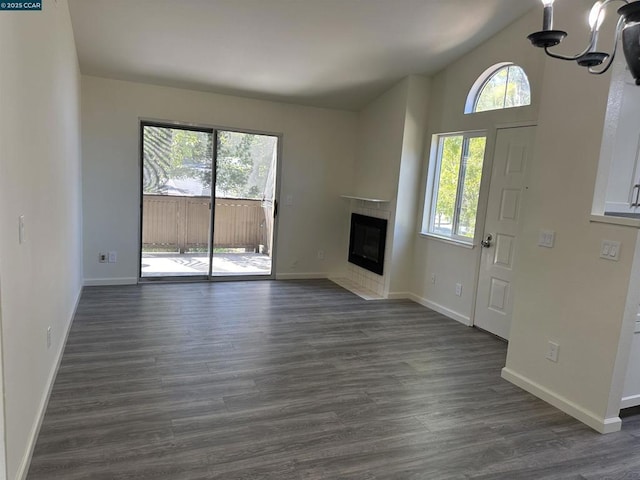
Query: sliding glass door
[[212, 130, 278, 276], [140, 123, 279, 280], [141, 124, 213, 278]]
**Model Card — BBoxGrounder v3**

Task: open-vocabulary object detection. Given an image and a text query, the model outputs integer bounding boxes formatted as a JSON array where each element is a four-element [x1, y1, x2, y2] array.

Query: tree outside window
[[142, 126, 276, 200], [425, 133, 486, 242], [466, 64, 531, 114]]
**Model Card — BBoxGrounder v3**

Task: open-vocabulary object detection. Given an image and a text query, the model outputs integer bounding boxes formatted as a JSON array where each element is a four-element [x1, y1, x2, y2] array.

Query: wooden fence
[[142, 195, 273, 254]]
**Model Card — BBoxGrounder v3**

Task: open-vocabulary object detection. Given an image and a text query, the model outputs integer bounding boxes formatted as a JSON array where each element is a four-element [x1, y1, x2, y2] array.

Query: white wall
[[353, 80, 409, 201], [81, 76, 358, 284], [344, 78, 409, 296], [388, 76, 430, 297], [503, 0, 639, 432], [343, 79, 409, 297], [0, 1, 83, 478], [343, 76, 430, 298], [411, 9, 544, 323]]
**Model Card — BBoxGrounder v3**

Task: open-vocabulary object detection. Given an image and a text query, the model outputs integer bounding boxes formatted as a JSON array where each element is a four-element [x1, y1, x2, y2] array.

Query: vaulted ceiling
[[68, 0, 538, 110]]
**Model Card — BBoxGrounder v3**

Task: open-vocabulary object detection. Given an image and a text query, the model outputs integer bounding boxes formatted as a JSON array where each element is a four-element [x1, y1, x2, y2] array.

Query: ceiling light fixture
[[527, 0, 640, 84]]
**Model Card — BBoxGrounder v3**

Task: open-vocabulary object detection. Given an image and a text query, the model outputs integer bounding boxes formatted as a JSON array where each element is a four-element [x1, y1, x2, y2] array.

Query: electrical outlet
[[108, 251, 117, 263], [545, 341, 559, 362], [46, 326, 51, 349], [431, 273, 436, 284], [455, 283, 462, 297], [99, 252, 107, 263], [317, 250, 325, 260]]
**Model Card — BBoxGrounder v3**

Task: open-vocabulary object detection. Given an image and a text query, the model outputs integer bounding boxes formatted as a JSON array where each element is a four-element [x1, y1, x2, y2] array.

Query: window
[[465, 63, 531, 114], [423, 132, 487, 243]]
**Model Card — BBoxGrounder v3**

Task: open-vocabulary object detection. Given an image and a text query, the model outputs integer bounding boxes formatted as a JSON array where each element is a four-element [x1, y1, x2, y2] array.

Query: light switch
[[600, 240, 621, 261], [538, 229, 555, 248]]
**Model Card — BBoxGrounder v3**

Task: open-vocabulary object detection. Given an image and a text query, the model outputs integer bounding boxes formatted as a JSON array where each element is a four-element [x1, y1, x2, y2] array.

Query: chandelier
[[527, 0, 640, 84]]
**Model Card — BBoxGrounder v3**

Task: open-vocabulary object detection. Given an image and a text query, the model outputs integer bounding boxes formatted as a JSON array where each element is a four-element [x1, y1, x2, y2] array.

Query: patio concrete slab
[[141, 252, 271, 277]]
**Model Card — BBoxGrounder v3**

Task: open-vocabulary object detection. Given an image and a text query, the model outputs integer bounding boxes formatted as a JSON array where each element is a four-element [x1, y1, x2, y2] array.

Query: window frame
[[464, 63, 531, 114], [422, 130, 487, 245]]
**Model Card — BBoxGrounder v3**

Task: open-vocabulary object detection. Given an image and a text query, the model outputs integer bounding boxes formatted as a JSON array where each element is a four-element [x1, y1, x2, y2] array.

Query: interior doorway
[[139, 122, 279, 281], [474, 125, 536, 340]]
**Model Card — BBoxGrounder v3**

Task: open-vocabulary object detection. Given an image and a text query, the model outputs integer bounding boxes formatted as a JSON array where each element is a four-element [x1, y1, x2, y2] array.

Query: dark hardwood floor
[[26, 279, 640, 479]]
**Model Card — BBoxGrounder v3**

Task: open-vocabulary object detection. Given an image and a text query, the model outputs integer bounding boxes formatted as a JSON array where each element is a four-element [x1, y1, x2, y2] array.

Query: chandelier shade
[[619, 3, 640, 84]]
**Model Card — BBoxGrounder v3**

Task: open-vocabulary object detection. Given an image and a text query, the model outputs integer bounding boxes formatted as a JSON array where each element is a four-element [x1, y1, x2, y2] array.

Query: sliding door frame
[[138, 119, 282, 283]]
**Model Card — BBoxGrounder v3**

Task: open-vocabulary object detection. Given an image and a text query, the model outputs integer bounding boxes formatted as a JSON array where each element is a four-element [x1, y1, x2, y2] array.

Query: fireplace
[[348, 213, 387, 275]]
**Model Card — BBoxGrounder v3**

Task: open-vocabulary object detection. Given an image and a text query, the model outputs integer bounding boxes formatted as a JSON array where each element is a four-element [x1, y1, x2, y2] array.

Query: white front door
[[474, 126, 536, 340]]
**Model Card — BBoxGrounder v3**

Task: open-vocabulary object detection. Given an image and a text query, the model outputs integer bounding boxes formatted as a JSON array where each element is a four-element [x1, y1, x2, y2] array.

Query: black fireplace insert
[[348, 213, 387, 275]]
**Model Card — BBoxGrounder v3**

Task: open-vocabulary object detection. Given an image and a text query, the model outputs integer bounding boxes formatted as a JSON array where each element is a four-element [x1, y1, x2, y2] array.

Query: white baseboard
[[621, 393, 640, 409], [84, 277, 137, 286], [275, 272, 327, 280], [501, 367, 622, 434], [387, 292, 411, 300], [17, 286, 83, 480], [407, 294, 472, 326]]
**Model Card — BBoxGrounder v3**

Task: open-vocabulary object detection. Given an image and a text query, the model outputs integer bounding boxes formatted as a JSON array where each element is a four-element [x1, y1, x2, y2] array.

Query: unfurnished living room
[[4, 0, 640, 478]]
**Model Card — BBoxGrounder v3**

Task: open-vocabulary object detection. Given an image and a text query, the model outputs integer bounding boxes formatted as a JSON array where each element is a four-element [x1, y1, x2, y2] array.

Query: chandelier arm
[[544, 42, 595, 61], [542, 0, 628, 61], [588, 16, 625, 74]]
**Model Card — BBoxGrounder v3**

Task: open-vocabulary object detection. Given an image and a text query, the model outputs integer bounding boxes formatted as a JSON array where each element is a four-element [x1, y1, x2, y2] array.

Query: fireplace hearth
[[348, 213, 387, 275]]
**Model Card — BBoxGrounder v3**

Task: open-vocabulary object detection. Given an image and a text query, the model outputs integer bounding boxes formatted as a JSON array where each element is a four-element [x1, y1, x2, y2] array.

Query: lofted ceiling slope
[[68, 0, 538, 111]]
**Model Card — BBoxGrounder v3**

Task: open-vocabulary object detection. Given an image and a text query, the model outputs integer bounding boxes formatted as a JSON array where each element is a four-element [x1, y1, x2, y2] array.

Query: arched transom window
[[465, 63, 531, 114]]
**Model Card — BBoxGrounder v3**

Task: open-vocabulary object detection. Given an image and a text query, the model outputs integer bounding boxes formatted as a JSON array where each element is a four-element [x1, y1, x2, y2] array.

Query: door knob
[[481, 234, 493, 248]]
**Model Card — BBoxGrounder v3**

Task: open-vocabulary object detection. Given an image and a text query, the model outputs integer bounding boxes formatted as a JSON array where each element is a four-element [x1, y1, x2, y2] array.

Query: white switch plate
[[108, 251, 117, 263], [546, 341, 559, 362], [455, 283, 462, 297], [538, 230, 555, 248], [600, 240, 621, 261], [285, 194, 294, 206]]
